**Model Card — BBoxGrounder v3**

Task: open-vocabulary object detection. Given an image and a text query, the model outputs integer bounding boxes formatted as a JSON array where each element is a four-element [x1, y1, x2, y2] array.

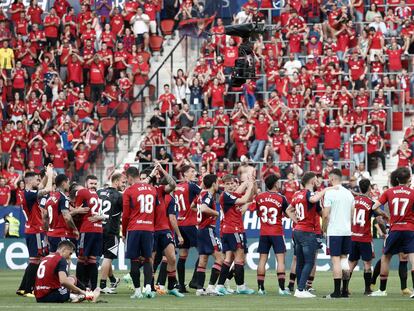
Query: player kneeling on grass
[[348, 179, 388, 295], [254, 174, 291, 296], [193, 174, 224, 296], [34, 240, 100, 303]]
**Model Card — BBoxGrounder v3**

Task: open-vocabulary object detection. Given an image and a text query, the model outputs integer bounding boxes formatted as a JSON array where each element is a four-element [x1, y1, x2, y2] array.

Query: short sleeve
[[323, 190, 332, 208], [55, 258, 68, 274], [305, 191, 314, 210], [167, 196, 176, 215], [201, 193, 213, 209], [281, 195, 288, 212], [58, 194, 69, 212], [189, 182, 202, 196]]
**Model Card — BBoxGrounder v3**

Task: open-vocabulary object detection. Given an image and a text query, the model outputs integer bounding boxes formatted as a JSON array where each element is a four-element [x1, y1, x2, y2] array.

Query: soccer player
[[45, 174, 79, 253], [34, 240, 99, 303], [348, 179, 387, 295], [97, 173, 126, 294], [71, 175, 104, 291], [255, 174, 291, 296], [322, 169, 355, 298], [370, 167, 414, 298], [174, 165, 202, 292], [288, 172, 332, 298], [123, 166, 158, 299], [17, 165, 54, 297], [216, 174, 255, 295], [193, 174, 223, 296]]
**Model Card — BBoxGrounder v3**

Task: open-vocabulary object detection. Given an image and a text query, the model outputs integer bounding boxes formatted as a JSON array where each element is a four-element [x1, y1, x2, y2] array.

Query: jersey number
[[196, 204, 202, 222], [37, 260, 48, 279], [137, 194, 154, 214], [353, 209, 366, 227], [99, 199, 111, 221], [90, 197, 102, 215], [392, 198, 409, 216], [259, 206, 278, 225], [295, 203, 305, 221], [174, 194, 186, 212], [47, 205, 54, 225]]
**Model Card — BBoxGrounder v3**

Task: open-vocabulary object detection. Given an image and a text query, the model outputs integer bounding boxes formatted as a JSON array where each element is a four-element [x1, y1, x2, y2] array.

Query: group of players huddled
[[14, 161, 414, 303]]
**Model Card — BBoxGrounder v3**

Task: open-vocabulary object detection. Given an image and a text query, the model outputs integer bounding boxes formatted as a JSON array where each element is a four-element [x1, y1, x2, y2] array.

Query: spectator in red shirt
[[392, 140, 412, 168], [366, 125, 386, 175], [1, 122, 16, 168], [403, 117, 414, 154], [0, 176, 11, 206], [319, 115, 343, 161], [87, 54, 106, 103], [261, 155, 281, 179], [249, 113, 270, 162]]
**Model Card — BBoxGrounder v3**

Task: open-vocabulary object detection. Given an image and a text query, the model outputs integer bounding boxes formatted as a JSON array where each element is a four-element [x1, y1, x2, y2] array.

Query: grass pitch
[[0, 270, 412, 310]]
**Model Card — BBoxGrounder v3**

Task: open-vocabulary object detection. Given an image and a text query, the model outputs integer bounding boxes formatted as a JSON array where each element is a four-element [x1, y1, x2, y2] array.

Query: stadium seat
[[116, 102, 129, 117], [104, 135, 116, 152], [118, 118, 130, 135], [131, 101, 143, 117], [160, 19, 175, 45], [140, 51, 151, 64], [101, 117, 116, 135], [149, 84, 156, 101], [97, 105, 108, 118], [149, 35, 164, 61]]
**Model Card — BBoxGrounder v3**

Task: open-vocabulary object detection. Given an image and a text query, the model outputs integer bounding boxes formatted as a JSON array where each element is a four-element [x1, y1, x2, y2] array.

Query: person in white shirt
[[322, 169, 355, 299], [368, 15, 388, 35], [283, 54, 302, 76], [353, 162, 371, 183], [131, 7, 150, 50]]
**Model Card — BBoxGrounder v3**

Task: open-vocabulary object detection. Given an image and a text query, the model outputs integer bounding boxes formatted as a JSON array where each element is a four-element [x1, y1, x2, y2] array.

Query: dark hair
[[329, 168, 342, 178], [57, 240, 75, 251], [69, 182, 80, 200], [55, 174, 69, 188], [181, 165, 194, 175], [301, 172, 316, 187], [111, 173, 123, 184], [164, 84, 170, 88], [85, 175, 98, 182], [203, 174, 217, 188], [265, 174, 279, 190], [24, 172, 38, 179], [222, 174, 235, 183], [359, 178, 371, 194], [392, 167, 411, 186], [126, 166, 140, 178]]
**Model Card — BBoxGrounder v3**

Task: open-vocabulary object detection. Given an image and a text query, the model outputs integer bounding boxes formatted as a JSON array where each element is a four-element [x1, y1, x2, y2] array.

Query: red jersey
[[219, 191, 244, 234], [23, 190, 45, 234], [34, 253, 67, 299], [283, 180, 300, 203], [378, 186, 414, 231], [174, 181, 201, 226], [122, 182, 158, 235], [196, 190, 217, 229], [291, 189, 321, 233], [154, 185, 175, 231], [0, 185, 10, 205], [352, 195, 375, 242], [255, 191, 288, 236], [45, 191, 73, 237], [75, 188, 103, 233]]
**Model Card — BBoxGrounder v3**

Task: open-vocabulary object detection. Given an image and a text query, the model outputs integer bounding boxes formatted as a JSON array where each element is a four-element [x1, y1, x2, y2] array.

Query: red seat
[[116, 102, 129, 117], [97, 105, 108, 117], [104, 135, 116, 152], [118, 118, 129, 135], [149, 35, 164, 52], [149, 84, 156, 100], [160, 19, 175, 36], [131, 101, 143, 117], [101, 117, 116, 134]]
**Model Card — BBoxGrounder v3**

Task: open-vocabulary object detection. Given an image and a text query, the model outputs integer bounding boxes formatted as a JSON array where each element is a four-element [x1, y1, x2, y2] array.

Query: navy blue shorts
[[153, 230, 175, 254], [48, 236, 77, 254], [221, 233, 248, 253], [327, 236, 351, 256], [258, 235, 286, 254], [36, 287, 70, 303], [177, 225, 197, 249], [349, 241, 374, 262], [197, 227, 221, 255], [26, 233, 46, 257], [78, 232, 103, 257], [125, 230, 154, 259], [383, 231, 414, 255]]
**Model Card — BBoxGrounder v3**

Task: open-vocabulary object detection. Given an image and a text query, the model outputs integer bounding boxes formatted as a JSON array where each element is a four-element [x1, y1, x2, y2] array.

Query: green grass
[[0, 270, 412, 310]]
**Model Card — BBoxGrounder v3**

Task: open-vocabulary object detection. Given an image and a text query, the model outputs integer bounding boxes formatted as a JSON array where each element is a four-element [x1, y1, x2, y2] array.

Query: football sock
[[363, 270, 372, 292], [218, 261, 231, 285], [100, 279, 107, 289], [209, 263, 222, 285], [277, 272, 286, 290], [18, 266, 29, 291], [227, 266, 234, 280], [379, 275, 388, 291], [398, 260, 408, 290], [371, 259, 381, 285], [196, 266, 206, 290], [24, 263, 39, 293], [177, 256, 186, 288], [76, 279, 86, 290], [143, 261, 153, 287], [257, 274, 265, 291], [306, 276, 314, 288], [157, 261, 168, 286], [109, 275, 117, 284], [288, 273, 296, 291], [334, 278, 341, 296], [76, 261, 86, 285], [167, 270, 177, 290], [89, 263, 98, 290], [130, 261, 141, 288], [190, 259, 199, 285], [234, 264, 244, 286]]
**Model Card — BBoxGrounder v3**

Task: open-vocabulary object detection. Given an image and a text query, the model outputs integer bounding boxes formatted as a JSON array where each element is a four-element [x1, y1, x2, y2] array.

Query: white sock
[[134, 287, 141, 295], [216, 284, 224, 289], [207, 284, 215, 290], [145, 284, 151, 292]]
